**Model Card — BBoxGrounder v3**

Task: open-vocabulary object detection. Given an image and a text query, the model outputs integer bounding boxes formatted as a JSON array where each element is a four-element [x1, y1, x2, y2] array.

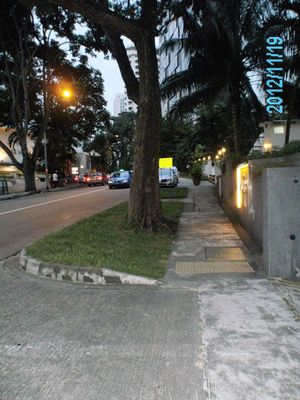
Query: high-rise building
[[159, 17, 189, 116], [113, 46, 139, 116], [113, 45, 160, 116]]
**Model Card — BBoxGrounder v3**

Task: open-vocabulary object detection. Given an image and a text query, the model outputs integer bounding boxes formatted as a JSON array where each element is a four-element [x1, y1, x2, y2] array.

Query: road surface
[[0, 186, 129, 260]]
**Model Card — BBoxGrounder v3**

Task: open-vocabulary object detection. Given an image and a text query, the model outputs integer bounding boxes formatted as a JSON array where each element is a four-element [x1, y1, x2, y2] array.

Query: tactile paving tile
[[175, 261, 254, 275], [205, 247, 246, 261]]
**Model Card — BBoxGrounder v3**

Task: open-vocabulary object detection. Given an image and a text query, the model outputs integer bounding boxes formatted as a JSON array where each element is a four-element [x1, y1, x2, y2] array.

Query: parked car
[[86, 172, 108, 186], [159, 168, 177, 187], [171, 166, 179, 184], [108, 170, 132, 189]]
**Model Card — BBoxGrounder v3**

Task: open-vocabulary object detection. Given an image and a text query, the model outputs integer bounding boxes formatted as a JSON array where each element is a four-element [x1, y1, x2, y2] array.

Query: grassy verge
[[27, 201, 183, 279], [160, 187, 188, 199]]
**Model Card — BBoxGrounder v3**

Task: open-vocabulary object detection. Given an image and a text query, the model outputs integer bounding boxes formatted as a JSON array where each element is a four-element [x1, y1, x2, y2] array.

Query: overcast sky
[[86, 36, 135, 116], [88, 52, 124, 115]]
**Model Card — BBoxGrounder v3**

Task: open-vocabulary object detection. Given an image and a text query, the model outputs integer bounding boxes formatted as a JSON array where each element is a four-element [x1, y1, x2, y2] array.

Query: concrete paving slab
[[0, 257, 204, 400], [199, 278, 300, 400]]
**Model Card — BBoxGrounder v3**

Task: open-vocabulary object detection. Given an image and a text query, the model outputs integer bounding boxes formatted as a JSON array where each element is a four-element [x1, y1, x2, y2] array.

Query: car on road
[[86, 173, 108, 186], [171, 166, 179, 184], [159, 168, 177, 187], [108, 170, 132, 189]]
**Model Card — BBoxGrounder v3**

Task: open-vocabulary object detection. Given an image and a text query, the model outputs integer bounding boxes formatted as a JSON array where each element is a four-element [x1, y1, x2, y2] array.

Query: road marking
[[0, 188, 107, 216]]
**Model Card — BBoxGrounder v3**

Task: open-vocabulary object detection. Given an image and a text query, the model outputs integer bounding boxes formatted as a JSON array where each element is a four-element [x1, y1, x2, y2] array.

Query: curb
[[20, 249, 159, 285], [0, 184, 84, 201], [0, 191, 36, 201]]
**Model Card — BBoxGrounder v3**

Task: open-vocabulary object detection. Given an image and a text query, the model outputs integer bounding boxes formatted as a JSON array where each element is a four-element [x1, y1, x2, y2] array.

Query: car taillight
[[87, 177, 91, 182]]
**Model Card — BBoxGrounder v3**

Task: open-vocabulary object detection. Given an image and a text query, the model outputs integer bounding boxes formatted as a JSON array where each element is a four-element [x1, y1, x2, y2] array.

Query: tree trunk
[[128, 34, 162, 228], [285, 113, 291, 145], [23, 156, 37, 192]]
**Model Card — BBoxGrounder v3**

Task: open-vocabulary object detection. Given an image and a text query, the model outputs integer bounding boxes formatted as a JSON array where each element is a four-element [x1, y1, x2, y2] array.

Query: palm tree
[[262, 0, 300, 144], [161, 0, 268, 154]]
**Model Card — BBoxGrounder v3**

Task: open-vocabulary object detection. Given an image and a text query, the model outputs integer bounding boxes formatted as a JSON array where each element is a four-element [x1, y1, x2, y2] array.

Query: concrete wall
[[220, 160, 264, 248], [219, 154, 300, 279], [263, 167, 300, 279]]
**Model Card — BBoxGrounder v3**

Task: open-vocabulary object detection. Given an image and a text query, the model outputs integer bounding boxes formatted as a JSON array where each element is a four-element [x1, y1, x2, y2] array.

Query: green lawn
[[160, 187, 188, 199], [27, 201, 183, 279]]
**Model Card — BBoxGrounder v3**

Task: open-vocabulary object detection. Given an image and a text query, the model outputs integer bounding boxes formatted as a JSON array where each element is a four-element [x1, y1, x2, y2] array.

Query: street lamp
[[61, 89, 72, 99], [43, 84, 73, 190]]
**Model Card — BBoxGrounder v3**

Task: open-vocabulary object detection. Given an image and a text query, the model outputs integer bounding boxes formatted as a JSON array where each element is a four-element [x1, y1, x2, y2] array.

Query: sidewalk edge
[[19, 249, 160, 285]]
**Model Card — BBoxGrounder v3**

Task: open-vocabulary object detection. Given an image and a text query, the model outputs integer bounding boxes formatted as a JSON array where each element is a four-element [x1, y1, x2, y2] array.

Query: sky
[[88, 52, 124, 115], [85, 36, 134, 116]]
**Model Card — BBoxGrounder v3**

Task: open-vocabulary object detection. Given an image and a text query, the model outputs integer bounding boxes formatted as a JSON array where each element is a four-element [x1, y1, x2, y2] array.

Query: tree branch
[[45, 0, 143, 41], [0, 138, 22, 169], [105, 32, 139, 104]]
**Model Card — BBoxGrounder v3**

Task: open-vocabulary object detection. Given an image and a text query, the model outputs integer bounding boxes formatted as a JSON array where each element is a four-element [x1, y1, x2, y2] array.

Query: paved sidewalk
[[165, 182, 256, 283], [165, 181, 300, 400]]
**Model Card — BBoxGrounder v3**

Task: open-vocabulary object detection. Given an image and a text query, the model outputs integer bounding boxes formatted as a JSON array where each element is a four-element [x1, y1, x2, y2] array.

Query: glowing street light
[[218, 150, 222, 156], [62, 88, 72, 99], [221, 147, 226, 154]]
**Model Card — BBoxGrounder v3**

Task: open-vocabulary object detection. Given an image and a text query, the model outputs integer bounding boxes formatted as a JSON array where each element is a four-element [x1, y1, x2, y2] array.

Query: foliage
[[161, 0, 268, 154], [248, 140, 300, 159], [46, 65, 109, 174], [83, 111, 136, 172], [190, 162, 203, 178], [0, 0, 109, 188], [282, 140, 300, 155], [108, 112, 136, 171], [160, 116, 196, 171]]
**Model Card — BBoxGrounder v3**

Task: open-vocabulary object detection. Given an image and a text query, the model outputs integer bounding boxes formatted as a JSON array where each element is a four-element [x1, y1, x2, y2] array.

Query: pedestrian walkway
[[165, 181, 257, 283], [165, 181, 300, 400]]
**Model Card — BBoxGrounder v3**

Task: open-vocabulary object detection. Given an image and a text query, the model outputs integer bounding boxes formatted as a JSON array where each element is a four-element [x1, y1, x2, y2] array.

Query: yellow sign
[[236, 163, 249, 208], [159, 158, 173, 168]]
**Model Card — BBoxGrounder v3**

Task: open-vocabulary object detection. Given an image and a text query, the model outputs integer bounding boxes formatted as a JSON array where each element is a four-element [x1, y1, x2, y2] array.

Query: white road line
[[0, 188, 107, 216]]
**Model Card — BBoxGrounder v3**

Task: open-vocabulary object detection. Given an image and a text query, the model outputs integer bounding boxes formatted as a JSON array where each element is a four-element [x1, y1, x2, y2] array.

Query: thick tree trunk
[[128, 34, 162, 228], [23, 156, 37, 192]]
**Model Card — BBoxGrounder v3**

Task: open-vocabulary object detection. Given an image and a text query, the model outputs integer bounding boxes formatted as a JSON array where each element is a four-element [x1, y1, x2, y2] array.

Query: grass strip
[[27, 201, 183, 279], [159, 187, 188, 199]]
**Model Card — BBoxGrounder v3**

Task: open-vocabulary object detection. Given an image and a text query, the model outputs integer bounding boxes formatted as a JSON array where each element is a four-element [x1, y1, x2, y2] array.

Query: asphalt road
[[0, 186, 130, 260]]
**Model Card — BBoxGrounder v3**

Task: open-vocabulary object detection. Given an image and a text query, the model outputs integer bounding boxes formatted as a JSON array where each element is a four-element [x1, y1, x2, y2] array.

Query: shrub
[[282, 140, 300, 156]]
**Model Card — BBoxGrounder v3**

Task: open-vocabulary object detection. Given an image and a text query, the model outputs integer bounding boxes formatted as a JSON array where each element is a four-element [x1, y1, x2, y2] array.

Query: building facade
[[159, 17, 189, 116]]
